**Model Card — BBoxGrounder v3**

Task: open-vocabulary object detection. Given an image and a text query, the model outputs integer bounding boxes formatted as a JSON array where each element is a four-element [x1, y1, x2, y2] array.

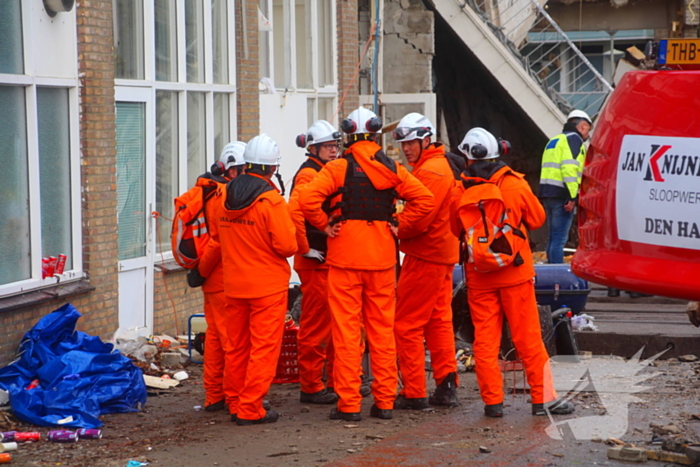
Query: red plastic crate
[[273, 319, 300, 384]]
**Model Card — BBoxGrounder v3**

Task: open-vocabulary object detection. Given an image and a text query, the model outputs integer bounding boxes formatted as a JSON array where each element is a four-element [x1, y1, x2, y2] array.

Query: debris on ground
[[645, 449, 694, 465], [607, 445, 647, 462]]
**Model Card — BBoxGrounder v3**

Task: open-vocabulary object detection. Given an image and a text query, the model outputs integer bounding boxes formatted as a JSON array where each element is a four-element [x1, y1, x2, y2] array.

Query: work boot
[[393, 395, 429, 410], [329, 408, 362, 422], [369, 404, 393, 420], [236, 409, 280, 426], [300, 388, 338, 405], [204, 399, 226, 412], [230, 400, 271, 419], [532, 399, 575, 416], [429, 372, 459, 407], [484, 403, 503, 418]]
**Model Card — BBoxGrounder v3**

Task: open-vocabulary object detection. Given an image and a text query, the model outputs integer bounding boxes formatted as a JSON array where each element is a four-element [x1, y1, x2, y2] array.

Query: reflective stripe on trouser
[[395, 256, 458, 398], [328, 266, 398, 412], [468, 280, 557, 405], [297, 268, 335, 393], [224, 291, 287, 420], [203, 290, 226, 405]]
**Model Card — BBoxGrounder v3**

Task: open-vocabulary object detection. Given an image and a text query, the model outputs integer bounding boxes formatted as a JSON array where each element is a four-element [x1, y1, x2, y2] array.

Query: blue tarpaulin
[[0, 303, 147, 428]]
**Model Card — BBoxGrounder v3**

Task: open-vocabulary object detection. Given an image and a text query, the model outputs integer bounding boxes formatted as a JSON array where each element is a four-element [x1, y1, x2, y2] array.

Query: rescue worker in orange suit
[[391, 113, 460, 410], [299, 107, 435, 422], [207, 134, 297, 425], [450, 128, 574, 418], [289, 120, 342, 405], [195, 142, 247, 412]]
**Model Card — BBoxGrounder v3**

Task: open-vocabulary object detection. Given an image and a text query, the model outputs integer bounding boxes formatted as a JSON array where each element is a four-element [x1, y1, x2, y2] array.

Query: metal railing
[[458, 0, 613, 117]]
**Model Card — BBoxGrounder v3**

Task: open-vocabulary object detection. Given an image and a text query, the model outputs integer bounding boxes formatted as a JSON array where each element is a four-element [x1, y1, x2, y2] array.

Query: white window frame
[[0, 7, 83, 296], [264, 0, 337, 97], [115, 0, 238, 259]]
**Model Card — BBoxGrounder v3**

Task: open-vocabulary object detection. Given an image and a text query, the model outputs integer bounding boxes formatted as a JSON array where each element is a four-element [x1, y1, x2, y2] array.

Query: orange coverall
[[194, 175, 228, 407], [395, 143, 460, 398], [451, 162, 556, 406], [299, 140, 434, 414], [208, 173, 297, 420], [290, 157, 335, 394]]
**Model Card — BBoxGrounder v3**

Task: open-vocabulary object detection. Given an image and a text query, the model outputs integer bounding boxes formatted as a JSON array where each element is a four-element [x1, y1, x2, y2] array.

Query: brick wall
[[236, 0, 260, 140], [153, 268, 203, 337], [0, 0, 120, 365], [337, 0, 360, 118]]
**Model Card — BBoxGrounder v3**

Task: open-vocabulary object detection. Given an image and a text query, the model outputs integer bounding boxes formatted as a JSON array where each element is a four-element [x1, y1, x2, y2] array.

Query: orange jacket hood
[[224, 173, 277, 216], [345, 140, 402, 190]]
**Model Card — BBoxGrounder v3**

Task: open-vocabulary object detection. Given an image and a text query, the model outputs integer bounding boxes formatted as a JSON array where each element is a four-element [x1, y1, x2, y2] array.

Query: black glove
[[187, 268, 206, 288]]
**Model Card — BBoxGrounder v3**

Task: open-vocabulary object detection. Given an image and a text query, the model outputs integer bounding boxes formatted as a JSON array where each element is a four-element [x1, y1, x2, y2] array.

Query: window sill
[[0, 279, 95, 314], [154, 259, 186, 275]]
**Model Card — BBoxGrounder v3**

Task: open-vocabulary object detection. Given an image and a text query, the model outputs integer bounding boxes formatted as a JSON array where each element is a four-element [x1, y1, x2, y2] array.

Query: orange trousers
[[203, 291, 227, 405], [468, 279, 557, 405], [223, 291, 287, 420], [297, 269, 335, 393], [328, 266, 397, 413], [395, 255, 458, 398]]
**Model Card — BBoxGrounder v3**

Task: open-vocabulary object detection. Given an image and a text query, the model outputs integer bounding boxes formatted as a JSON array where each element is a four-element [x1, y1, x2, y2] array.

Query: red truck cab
[[572, 66, 700, 301]]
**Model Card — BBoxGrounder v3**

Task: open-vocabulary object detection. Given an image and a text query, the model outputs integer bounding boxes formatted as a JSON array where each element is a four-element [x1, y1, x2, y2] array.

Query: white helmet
[[567, 109, 592, 124], [458, 127, 500, 160], [296, 120, 341, 149], [244, 134, 280, 166], [219, 141, 247, 169], [392, 112, 434, 142], [340, 107, 383, 135]]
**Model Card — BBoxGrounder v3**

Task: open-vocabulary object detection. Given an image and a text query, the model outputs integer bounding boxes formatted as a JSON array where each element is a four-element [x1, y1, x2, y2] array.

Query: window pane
[[307, 97, 316, 127], [38, 88, 73, 271], [273, 0, 290, 88], [0, 87, 30, 285], [318, 97, 334, 123], [156, 91, 179, 252], [114, 0, 145, 80], [214, 93, 230, 162], [155, 0, 178, 82], [0, 0, 23, 74], [317, 0, 333, 87], [259, 0, 271, 79], [295, 0, 312, 89], [116, 103, 147, 260], [187, 92, 206, 187], [185, 0, 205, 83], [212, 0, 229, 84]]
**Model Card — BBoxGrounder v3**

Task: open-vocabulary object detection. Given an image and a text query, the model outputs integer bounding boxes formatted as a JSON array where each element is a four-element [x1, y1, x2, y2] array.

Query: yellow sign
[[658, 39, 700, 64]]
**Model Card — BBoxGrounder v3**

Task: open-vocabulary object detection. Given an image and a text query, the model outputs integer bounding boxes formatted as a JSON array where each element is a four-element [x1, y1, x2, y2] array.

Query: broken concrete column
[[382, 0, 434, 94]]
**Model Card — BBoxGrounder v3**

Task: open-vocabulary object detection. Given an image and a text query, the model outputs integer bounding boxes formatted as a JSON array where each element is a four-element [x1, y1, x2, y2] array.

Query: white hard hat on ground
[[567, 109, 592, 124], [340, 107, 383, 135], [458, 127, 500, 160], [297, 120, 341, 148], [244, 134, 280, 166], [219, 141, 247, 169], [392, 112, 434, 142]]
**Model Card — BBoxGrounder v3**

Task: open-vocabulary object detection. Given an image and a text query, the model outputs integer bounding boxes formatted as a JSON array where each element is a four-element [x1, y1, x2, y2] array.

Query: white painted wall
[[260, 92, 314, 284], [260, 93, 312, 194], [30, 3, 78, 79]]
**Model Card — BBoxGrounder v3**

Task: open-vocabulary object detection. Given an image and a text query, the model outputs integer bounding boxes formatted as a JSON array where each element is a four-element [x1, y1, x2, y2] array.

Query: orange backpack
[[171, 183, 218, 269], [456, 175, 527, 273]]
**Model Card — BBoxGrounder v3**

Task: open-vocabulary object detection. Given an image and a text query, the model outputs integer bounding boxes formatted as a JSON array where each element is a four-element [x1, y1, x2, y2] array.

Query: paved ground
[[3, 286, 699, 466]]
